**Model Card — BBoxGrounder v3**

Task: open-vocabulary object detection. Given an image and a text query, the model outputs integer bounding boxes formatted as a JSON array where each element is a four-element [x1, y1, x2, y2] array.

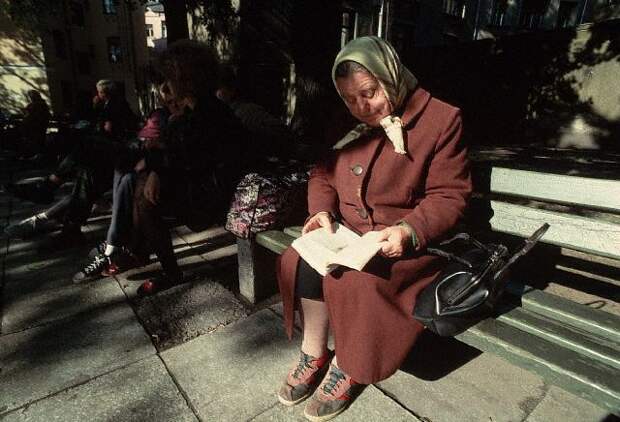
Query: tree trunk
[[161, 0, 189, 43]]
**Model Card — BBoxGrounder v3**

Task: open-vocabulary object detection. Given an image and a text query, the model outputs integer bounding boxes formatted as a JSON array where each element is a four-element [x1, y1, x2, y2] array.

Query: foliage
[[0, 0, 63, 32], [194, 0, 237, 37]]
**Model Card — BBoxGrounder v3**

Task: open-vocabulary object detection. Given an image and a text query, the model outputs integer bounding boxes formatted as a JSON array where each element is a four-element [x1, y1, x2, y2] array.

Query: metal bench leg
[[237, 237, 279, 304]]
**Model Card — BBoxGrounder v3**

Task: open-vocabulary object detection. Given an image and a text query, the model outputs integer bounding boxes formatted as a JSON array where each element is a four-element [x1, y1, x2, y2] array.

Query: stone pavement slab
[[2, 276, 126, 333], [173, 225, 232, 247], [250, 385, 419, 421], [1, 356, 198, 422], [133, 277, 249, 350], [376, 332, 549, 422], [525, 386, 612, 422], [114, 250, 249, 350], [0, 300, 155, 413], [160, 309, 302, 421], [162, 309, 418, 421]]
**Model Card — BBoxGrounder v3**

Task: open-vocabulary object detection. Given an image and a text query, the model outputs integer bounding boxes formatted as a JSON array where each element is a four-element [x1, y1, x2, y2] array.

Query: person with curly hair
[[132, 40, 248, 296]]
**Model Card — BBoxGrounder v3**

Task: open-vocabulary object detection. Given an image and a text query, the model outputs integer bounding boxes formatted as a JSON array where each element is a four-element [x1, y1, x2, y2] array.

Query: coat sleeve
[[307, 156, 339, 217], [400, 109, 472, 250]]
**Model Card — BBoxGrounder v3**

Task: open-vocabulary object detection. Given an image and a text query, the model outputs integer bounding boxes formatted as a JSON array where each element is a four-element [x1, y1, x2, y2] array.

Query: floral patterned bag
[[225, 169, 309, 238]]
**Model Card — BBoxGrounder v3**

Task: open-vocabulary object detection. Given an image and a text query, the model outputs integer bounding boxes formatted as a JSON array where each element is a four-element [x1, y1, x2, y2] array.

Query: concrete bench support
[[237, 237, 279, 304]]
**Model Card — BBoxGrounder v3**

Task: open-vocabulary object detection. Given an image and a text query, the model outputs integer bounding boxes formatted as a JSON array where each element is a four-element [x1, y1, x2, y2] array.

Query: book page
[[292, 223, 383, 275], [330, 230, 383, 272]]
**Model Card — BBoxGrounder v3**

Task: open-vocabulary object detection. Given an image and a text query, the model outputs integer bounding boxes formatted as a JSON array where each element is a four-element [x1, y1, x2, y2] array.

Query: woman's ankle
[[300, 344, 329, 359]]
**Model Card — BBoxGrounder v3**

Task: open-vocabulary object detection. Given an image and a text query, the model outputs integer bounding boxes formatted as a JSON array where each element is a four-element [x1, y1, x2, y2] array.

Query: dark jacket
[[146, 95, 248, 225], [94, 97, 136, 139]]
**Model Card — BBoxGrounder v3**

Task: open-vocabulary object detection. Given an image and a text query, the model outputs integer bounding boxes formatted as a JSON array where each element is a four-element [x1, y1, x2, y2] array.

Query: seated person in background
[[91, 79, 136, 140], [130, 40, 249, 297], [6, 79, 136, 205], [275, 37, 471, 420], [2, 105, 164, 245], [18, 90, 51, 158], [216, 66, 295, 164], [72, 100, 180, 283]]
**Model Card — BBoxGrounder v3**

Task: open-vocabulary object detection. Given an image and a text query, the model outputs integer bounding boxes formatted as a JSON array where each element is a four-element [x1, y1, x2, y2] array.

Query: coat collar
[[399, 87, 431, 130]]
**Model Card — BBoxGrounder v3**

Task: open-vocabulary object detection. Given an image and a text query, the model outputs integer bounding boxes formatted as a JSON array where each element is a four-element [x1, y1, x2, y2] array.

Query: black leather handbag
[[413, 224, 549, 337]]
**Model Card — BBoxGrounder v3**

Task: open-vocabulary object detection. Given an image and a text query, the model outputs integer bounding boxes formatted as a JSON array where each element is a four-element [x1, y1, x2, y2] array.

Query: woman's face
[[336, 71, 392, 127]]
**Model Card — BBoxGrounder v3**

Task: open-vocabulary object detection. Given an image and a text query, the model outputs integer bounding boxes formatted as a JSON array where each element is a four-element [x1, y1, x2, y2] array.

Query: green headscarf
[[331, 36, 418, 154]]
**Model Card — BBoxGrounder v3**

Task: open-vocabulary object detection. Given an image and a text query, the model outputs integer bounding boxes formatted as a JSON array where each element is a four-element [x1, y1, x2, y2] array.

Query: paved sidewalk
[[0, 152, 612, 421]]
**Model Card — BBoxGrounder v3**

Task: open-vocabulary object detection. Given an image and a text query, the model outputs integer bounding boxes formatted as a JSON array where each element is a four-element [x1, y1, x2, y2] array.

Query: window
[[443, 0, 466, 18], [161, 21, 167, 38], [102, 0, 117, 15], [490, 0, 508, 26], [70, 1, 85, 26], [556, 1, 578, 28], [76, 52, 91, 75], [146, 23, 154, 37], [341, 11, 357, 48], [107, 36, 122, 63], [519, 0, 549, 29], [52, 30, 67, 59]]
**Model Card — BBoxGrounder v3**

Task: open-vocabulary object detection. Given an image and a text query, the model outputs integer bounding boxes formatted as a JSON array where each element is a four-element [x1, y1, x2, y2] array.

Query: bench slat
[[456, 318, 620, 413], [487, 168, 620, 212], [256, 230, 295, 255], [489, 200, 620, 260], [496, 307, 620, 369], [507, 283, 620, 343], [283, 226, 303, 238]]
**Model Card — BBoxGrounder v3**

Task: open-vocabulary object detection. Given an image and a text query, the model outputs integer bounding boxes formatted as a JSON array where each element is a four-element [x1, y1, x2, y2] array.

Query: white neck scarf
[[332, 115, 405, 154]]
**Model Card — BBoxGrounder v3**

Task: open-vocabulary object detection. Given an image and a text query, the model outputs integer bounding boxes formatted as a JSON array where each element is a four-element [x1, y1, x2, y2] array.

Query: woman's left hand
[[377, 225, 412, 259]]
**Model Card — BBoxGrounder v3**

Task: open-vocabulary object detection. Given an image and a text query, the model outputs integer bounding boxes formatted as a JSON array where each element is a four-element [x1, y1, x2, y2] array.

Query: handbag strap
[[426, 247, 474, 268]]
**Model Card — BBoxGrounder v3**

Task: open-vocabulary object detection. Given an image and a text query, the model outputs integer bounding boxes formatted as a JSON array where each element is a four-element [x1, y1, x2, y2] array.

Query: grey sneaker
[[73, 254, 111, 283], [3, 215, 55, 239], [278, 350, 333, 406], [303, 364, 362, 421]]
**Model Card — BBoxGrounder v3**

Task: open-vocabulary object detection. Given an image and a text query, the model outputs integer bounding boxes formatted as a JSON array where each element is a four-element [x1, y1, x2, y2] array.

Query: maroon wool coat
[[276, 87, 472, 384]]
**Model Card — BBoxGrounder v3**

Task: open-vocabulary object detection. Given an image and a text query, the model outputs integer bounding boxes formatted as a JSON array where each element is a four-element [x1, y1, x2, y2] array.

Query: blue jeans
[[106, 170, 136, 247]]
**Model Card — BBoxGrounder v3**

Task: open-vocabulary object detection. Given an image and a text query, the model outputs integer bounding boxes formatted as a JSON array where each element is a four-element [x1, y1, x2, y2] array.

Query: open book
[[291, 222, 384, 276]]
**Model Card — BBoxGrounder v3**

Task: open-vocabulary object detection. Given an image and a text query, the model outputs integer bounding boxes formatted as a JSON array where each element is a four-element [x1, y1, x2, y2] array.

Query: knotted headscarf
[[331, 36, 418, 154]]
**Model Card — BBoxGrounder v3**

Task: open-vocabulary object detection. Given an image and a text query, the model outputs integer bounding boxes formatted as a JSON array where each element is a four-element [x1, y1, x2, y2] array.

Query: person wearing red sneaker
[[132, 40, 248, 297], [276, 37, 472, 421]]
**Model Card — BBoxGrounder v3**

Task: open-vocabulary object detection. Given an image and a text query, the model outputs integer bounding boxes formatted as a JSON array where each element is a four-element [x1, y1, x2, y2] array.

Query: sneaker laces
[[292, 352, 316, 380], [322, 366, 347, 396], [82, 255, 108, 275], [95, 240, 107, 255]]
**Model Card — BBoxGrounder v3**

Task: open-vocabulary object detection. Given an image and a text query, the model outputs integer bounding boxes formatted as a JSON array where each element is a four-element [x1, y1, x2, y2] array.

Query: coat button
[[351, 165, 363, 176], [356, 207, 368, 219]]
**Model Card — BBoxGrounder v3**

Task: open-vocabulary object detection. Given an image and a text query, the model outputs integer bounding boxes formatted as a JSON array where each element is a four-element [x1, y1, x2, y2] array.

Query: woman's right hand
[[302, 211, 334, 235], [144, 171, 160, 205], [134, 158, 146, 173]]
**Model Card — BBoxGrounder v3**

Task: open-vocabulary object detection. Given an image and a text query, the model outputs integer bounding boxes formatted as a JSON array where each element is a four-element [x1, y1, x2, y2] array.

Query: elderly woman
[[276, 36, 472, 421]]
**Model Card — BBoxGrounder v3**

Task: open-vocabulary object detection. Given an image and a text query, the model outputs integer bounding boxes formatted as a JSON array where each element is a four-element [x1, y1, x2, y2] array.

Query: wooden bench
[[236, 154, 620, 414]]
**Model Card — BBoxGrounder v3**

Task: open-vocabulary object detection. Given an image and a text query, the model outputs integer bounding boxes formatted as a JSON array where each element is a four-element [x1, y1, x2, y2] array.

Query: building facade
[[145, 2, 167, 52], [336, 0, 620, 47], [0, 0, 148, 117]]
